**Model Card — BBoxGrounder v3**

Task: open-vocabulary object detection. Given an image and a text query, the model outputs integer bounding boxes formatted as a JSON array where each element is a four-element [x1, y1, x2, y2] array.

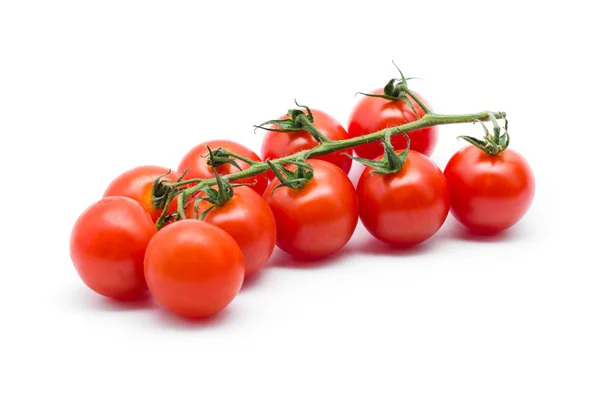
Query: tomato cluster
[[70, 77, 535, 320]]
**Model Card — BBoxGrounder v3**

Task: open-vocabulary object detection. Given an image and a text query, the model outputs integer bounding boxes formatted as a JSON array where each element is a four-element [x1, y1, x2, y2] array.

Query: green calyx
[[189, 147, 241, 219], [458, 112, 510, 155], [204, 146, 242, 170], [253, 100, 331, 143], [152, 170, 191, 229], [151, 169, 187, 210], [346, 129, 410, 174], [356, 61, 422, 118], [191, 167, 235, 220], [267, 159, 314, 194]]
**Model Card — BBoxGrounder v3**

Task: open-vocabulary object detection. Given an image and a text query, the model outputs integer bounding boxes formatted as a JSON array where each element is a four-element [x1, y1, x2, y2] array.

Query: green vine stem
[[155, 109, 506, 229]]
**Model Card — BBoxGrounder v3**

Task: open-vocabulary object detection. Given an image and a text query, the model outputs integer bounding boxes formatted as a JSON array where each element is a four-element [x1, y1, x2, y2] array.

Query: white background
[[1, 1, 599, 399]]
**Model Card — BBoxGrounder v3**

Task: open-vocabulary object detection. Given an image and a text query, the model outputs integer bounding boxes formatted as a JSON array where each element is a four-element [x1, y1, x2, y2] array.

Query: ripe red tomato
[[444, 146, 535, 234], [144, 219, 244, 318], [178, 139, 268, 194], [187, 186, 276, 277], [103, 165, 180, 222], [347, 89, 438, 159], [70, 197, 157, 299], [357, 151, 449, 246], [261, 109, 352, 178], [263, 159, 358, 260]]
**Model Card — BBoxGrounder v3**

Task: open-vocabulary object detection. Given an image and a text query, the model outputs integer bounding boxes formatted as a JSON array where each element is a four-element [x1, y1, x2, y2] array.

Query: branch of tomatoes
[[152, 107, 506, 229]]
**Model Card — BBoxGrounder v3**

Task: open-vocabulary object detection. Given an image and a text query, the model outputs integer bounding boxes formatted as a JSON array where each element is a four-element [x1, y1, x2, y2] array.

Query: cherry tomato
[[263, 159, 358, 260], [70, 197, 157, 299], [444, 146, 535, 234], [261, 109, 352, 179], [103, 165, 180, 222], [357, 151, 449, 246], [187, 186, 276, 277], [347, 89, 438, 159], [178, 139, 268, 194], [144, 219, 244, 318]]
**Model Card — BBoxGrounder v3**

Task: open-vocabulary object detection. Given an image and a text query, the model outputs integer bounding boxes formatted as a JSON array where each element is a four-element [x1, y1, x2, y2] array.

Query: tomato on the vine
[[261, 109, 352, 177], [263, 159, 358, 260], [187, 186, 276, 277], [347, 89, 438, 159], [178, 139, 268, 194], [103, 165, 179, 222], [144, 219, 244, 318], [444, 145, 535, 234], [357, 150, 449, 246], [70, 197, 157, 299]]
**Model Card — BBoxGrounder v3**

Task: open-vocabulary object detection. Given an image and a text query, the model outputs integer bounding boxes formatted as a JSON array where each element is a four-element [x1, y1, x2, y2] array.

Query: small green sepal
[[254, 100, 315, 133], [458, 113, 510, 155], [345, 129, 410, 175], [267, 159, 314, 194], [203, 146, 242, 171], [356, 61, 422, 117]]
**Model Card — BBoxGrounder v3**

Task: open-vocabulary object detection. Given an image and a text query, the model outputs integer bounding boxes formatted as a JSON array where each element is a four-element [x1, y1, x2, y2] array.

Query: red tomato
[[144, 219, 244, 318], [178, 139, 268, 194], [70, 197, 157, 299], [444, 146, 535, 234], [263, 159, 358, 260], [347, 89, 438, 159], [357, 151, 449, 246], [103, 165, 180, 222], [261, 109, 352, 178], [187, 186, 276, 277]]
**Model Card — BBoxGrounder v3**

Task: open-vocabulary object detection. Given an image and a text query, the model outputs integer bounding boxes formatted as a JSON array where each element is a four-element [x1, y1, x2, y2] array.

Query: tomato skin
[[263, 159, 359, 260], [187, 186, 276, 277], [357, 151, 449, 246], [144, 219, 244, 318], [70, 197, 157, 300], [347, 89, 438, 159], [444, 146, 535, 234], [178, 139, 268, 195], [261, 109, 352, 178], [103, 165, 180, 222]]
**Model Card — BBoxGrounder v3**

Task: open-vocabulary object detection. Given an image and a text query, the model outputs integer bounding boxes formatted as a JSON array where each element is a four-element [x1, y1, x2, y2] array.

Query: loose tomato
[[444, 146, 535, 234], [103, 165, 180, 222], [347, 89, 438, 159], [263, 159, 358, 260], [178, 139, 268, 194], [187, 186, 276, 277], [261, 109, 352, 178], [144, 219, 244, 318], [357, 151, 449, 246], [70, 197, 157, 299]]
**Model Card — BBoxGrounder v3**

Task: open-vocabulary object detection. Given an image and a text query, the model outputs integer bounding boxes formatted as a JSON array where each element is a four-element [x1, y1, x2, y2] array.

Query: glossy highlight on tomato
[[357, 151, 449, 246], [178, 139, 268, 194], [103, 165, 180, 222], [144, 219, 245, 318], [188, 186, 276, 277], [70, 197, 157, 299], [263, 159, 358, 260], [261, 109, 352, 177], [348, 89, 438, 159], [444, 146, 535, 234]]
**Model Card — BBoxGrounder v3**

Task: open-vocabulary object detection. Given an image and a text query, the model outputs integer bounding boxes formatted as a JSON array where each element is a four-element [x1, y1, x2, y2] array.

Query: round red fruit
[[357, 151, 449, 246], [348, 90, 438, 159], [261, 109, 352, 177], [103, 165, 180, 222], [70, 197, 157, 299], [178, 139, 267, 194], [444, 146, 535, 234], [144, 219, 244, 318], [263, 159, 358, 260]]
